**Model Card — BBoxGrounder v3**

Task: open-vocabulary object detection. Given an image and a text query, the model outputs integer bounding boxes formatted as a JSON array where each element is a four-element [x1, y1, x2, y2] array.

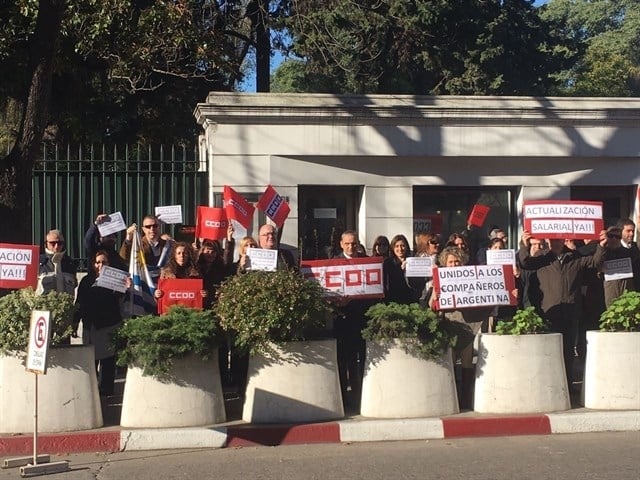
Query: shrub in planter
[[214, 269, 333, 357], [363, 302, 457, 360], [0, 287, 75, 355], [0, 288, 102, 432], [494, 306, 548, 335], [114, 305, 223, 378], [598, 290, 640, 332]]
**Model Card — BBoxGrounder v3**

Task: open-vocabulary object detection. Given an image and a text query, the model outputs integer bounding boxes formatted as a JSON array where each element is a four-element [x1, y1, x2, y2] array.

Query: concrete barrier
[[120, 353, 226, 428], [583, 330, 640, 410], [475, 333, 570, 414], [242, 339, 344, 423], [360, 341, 458, 418], [0, 345, 103, 433]]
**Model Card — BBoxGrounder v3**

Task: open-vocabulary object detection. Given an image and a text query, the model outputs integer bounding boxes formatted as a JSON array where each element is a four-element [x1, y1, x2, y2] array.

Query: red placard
[[257, 185, 290, 228], [196, 206, 228, 240], [300, 257, 384, 299], [432, 264, 517, 310], [467, 204, 490, 228], [157, 278, 203, 314], [523, 200, 604, 240], [0, 243, 39, 289], [224, 185, 255, 229]]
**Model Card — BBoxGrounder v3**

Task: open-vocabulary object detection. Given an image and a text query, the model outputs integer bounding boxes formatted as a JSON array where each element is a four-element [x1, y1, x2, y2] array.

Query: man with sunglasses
[[37, 229, 78, 296], [119, 215, 173, 278]]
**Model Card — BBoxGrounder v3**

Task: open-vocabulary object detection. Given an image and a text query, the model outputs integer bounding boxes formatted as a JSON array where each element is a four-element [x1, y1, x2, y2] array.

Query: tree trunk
[[0, 0, 66, 244], [249, 0, 271, 93]]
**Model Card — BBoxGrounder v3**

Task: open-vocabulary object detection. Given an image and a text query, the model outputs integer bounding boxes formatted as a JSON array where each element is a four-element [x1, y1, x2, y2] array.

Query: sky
[[241, 0, 549, 92]]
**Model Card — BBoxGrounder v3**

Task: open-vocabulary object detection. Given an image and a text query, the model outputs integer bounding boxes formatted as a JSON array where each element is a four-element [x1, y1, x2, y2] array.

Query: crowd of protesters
[[32, 211, 639, 411]]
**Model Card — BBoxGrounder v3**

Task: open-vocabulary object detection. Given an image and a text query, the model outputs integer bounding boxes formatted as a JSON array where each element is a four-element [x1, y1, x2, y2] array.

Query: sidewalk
[[1, 380, 639, 456]]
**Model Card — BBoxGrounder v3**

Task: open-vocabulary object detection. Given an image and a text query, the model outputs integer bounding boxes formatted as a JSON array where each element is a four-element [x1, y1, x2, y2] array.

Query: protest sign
[[155, 205, 183, 224], [0, 243, 39, 289], [96, 211, 127, 237], [432, 264, 516, 310], [467, 204, 490, 228], [224, 185, 255, 229], [246, 247, 278, 271], [94, 266, 129, 293], [157, 278, 203, 314], [603, 257, 634, 282], [405, 256, 434, 277], [486, 249, 516, 266], [301, 257, 384, 299], [196, 206, 228, 240], [523, 200, 603, 240], [257, 185, 290, 228]]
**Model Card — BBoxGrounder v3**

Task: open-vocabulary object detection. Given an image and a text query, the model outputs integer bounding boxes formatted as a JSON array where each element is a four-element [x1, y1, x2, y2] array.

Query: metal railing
[[31, 143, 208, 269]]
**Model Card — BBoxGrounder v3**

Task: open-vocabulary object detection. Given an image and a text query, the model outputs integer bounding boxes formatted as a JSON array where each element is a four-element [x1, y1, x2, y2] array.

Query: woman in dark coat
[[383, 234, 416, 304], [75, 250, 129, 396]]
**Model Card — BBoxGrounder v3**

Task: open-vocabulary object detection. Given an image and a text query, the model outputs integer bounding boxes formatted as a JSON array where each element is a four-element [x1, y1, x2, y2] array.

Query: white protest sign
[[155, 205, 183, 224], [603, 257, 634, 282], [301, 257, 384, 299], [97, 211, 127, 237], [247, 247, 278, 271], [94, 266, 129, 293], [405, 256, 434, 277], [26, 310, 51, 374], [433, 264, 516, 310], [486, 249, 516, 266], [523, 201, 604, 240]]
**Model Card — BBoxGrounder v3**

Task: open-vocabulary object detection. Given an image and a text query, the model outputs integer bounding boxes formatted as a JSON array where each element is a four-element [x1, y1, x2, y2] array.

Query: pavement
[[1, 378, 639, 457]]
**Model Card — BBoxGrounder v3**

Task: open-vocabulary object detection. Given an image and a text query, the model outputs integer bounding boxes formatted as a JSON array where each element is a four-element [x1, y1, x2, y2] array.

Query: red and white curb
[[1, 411, 639, 456]]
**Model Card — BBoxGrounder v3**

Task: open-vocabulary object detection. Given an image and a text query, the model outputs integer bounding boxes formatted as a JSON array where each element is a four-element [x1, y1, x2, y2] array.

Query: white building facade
[[194, 93, 640, 258]]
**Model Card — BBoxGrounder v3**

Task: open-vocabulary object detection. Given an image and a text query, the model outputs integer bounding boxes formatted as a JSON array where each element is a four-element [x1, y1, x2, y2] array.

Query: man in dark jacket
[[519, 229, 607, 388]]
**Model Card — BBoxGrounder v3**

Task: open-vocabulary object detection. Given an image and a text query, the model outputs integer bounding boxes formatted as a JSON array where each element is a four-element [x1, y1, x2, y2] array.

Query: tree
[[0, 0, 280, 242], [0, 0, 65, 243], [540, 0, 640, 96], [276, 0, 568, 95]]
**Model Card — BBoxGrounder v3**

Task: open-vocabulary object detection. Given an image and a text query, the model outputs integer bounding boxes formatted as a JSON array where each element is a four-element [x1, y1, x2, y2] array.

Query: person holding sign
[[37, 229, 78, 296], [120, 214, 173, 279], [333, 230, 375, 411], [519, 229, 607, 390], [383, 234, 417, 304], [84, 213, 127, 271], [75, 251, 130, 396], [196, 224, 235, 308], [238, 224, 297, 272], [602, 226, 638, 307], [155, 243, 202, 289]]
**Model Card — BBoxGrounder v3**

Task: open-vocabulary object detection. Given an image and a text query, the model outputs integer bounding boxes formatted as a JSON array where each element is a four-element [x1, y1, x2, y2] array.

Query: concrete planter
[[242, 339, 344, 423], [120, 353, 226, 428], [360, 341, 458, 418], [0, 345, 103, 433], [583, 330, 640, 410], [475, 333, 570, 414]]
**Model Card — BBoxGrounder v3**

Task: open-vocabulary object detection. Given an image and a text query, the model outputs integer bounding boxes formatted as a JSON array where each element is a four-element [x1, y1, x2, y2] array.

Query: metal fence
[[32, 143, 208, 269]]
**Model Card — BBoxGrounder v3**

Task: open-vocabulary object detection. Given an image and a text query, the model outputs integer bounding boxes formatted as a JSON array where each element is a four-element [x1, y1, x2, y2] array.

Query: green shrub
[[214, 269, 333, 356], [495, 306, 548, 335], [114, 305, 222, 378], [599, 290, 640, 332], [363, 302, 457, 360], [0, 287, 75, 355]]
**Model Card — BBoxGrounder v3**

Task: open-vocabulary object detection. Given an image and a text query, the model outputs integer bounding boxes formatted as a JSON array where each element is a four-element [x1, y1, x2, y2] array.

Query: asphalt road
[[2, 432, 639, 480]]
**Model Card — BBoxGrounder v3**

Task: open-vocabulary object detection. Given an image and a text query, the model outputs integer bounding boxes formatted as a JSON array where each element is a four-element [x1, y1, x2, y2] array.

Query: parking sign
[[26, 310, 51, 374]]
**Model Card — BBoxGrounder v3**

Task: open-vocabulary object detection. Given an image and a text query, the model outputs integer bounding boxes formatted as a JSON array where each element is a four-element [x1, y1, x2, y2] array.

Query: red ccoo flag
[[223, 185, 255, 229], [257, 185, 290, 228], [196, 206, 228, 240]]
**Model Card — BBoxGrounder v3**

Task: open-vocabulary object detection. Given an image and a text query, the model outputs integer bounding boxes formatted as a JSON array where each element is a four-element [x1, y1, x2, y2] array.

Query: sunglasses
[[47, 240, 62, 245], [143, 224, 159, 229], [428, 240, 439, 245]]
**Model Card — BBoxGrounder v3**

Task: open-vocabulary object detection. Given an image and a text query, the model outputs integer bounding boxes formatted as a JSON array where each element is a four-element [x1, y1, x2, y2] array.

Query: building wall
[[195, 94, 640, 251]]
